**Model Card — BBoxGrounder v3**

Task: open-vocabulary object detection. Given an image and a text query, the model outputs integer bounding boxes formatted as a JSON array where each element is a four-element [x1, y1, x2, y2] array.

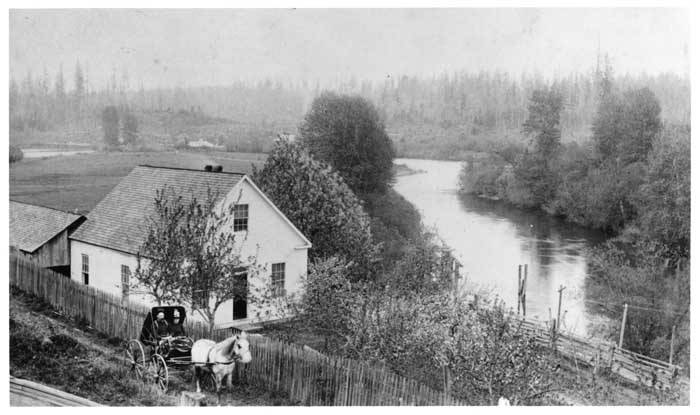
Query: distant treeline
[[10, 58, 690, 159]]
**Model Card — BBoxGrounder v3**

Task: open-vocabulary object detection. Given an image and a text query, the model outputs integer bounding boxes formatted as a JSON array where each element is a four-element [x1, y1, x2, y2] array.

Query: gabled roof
[[70, 165, 244, 255], [10, 201, 85, 253]]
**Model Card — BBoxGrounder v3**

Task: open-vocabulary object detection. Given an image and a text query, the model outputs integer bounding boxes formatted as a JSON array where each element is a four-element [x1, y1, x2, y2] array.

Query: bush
[[9, 145, 23, 163]]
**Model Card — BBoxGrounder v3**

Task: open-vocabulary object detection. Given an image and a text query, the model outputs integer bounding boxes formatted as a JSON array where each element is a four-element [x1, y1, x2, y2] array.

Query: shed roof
[[69, 165, 244, 255], [10, 201, 85, 253]]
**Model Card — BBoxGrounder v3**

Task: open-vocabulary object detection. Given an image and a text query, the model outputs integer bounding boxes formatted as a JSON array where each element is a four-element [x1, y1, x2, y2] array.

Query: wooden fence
[[9, 253, 466, 406], [516, 316, 685, 390]]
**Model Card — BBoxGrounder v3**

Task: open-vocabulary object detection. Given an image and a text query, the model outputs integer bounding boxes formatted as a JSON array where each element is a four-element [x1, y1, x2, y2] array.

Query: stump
[[180, 391, 206, 406]]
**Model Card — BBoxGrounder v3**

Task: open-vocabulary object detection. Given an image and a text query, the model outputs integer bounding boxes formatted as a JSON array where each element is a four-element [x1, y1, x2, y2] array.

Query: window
[[81, 254, 89, 285], [233, 204, 249, 232], [271, 263, 285, 297], [121, 265, 130, 298]]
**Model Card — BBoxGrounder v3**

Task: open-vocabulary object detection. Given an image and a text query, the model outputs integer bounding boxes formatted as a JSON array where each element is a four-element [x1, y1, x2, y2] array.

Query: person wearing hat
[[169, 309, 186, 338], [154, 310, 170, 338]]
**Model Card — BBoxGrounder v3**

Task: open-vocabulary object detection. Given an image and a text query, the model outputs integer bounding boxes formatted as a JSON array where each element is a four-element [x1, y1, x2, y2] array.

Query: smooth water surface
[[394, 158, 610, 336]]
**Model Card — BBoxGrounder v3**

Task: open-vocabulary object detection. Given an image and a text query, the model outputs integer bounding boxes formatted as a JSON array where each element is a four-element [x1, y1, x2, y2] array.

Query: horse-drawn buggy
[[124, 306, 252, 400], [124, 306, 194, 392]]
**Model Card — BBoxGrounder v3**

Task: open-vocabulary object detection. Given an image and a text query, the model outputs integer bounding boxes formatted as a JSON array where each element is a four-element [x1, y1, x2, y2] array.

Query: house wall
[[69, 177, 309, 328], [213, 178, 309, 327]]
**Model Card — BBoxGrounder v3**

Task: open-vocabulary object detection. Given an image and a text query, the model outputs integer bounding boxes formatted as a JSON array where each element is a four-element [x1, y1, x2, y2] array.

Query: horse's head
[[230, 331, 252, 364]]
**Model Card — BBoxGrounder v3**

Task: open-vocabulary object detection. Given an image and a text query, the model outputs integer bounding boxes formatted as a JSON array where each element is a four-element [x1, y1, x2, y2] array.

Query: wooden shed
[[10, 201, 85, 276]]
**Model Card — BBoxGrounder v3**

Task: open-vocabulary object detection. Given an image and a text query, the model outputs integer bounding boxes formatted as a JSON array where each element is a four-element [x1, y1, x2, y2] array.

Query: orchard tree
[[253, 137, 378, 281], [299, 92, 396, 194]]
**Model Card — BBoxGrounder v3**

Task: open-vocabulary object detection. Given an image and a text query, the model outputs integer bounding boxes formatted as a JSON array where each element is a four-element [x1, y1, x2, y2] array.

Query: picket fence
[[516, 317, 685, 390], [9, 253, 466, 406]]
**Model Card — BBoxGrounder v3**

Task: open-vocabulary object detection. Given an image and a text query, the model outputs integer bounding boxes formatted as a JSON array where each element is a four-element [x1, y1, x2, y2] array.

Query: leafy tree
[[515, 87, 564, 207], [122, 112, 139, 144], [633, 125, 690, 259], [300, 92, 396, 193], [101, 106, 120, 147], [593, 87, 661, 164], [134, 187, 190, 305], [522, 87, 564, 160], [252, 137, 378, 281], [617, 87, 662, 164]]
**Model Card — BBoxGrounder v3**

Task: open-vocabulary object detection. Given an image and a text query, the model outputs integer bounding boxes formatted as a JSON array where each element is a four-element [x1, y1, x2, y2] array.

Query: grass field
[[9, 150, 266, 214]]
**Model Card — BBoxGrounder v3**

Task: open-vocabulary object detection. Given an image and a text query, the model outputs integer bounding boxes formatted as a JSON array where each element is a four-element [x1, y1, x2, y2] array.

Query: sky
[[9, 8, 691, 90]]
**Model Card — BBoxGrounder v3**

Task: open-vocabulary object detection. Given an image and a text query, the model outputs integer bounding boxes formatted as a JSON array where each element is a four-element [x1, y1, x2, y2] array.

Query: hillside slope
[[10, 288, 292, 406]]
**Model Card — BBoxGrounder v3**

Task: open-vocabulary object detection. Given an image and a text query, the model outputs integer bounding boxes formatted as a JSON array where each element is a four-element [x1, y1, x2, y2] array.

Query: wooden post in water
[[618, 303, 628, 349], [669, 325, 676, 365], [517, 265, 522, 315], [522, 265, 528, 316]]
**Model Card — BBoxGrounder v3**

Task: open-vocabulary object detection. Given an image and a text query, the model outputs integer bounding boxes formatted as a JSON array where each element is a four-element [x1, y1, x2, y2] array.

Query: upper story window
[[271, 262, 285, 297], [121, 265, 130, 297], [81, 254, 89, 285], [233, 204, 249, 232]]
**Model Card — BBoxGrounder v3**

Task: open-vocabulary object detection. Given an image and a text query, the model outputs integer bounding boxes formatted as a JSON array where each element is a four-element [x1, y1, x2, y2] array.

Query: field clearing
[[9, 150, 266, 214]]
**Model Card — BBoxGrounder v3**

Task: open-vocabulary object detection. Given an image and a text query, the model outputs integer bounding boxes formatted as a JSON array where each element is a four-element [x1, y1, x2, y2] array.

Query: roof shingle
[[10, 201, 84, 252], [69, 165, 244, 254]]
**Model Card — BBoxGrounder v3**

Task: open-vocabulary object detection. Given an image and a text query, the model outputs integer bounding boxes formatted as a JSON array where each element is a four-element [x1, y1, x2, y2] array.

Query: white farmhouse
[[68, 165, 311, 328]]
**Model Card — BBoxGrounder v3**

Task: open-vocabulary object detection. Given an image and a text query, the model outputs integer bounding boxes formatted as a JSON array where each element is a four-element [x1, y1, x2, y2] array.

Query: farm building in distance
[[68, 164, 311, 329], [9, 201, 86, 275]]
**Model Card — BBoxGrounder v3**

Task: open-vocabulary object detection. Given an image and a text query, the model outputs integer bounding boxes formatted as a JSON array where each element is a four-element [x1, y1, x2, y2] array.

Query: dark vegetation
[[458, 63, 690, 369], [9, 145, 24, 163]]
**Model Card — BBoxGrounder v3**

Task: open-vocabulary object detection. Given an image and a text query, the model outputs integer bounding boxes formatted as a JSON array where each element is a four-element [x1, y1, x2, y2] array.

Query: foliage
[[593, 87, 661, 164], [633, 125, 690, 259], [9, 145, 24, 163], [101, 105, 120, 147], [514, 87, 564, 207], [252, 137, 378, 281], [300, 92, 396, 194], [134, 187, 190, 305], [588, 237, 690, 368], [122, 112, 139, 145]]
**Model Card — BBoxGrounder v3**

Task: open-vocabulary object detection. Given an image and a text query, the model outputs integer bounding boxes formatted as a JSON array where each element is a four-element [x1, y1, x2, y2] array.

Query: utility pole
[[618, 303, 628, 349]]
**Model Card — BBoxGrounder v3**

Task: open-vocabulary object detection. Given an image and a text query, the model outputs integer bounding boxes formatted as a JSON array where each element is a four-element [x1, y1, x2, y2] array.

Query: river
[[393, 158, 611, 337]]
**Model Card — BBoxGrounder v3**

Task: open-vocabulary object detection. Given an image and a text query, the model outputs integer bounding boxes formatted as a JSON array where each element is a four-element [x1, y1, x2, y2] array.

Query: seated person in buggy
[[140, 307, 193, 358], [169, 310, 186, 337]]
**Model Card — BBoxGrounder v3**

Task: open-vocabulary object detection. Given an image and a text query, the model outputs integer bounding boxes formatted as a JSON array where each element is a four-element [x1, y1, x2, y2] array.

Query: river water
[[393, 158, 611, 337]]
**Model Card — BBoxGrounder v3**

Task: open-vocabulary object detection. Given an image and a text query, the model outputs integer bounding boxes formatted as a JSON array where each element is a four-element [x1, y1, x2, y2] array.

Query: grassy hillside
[[9, 151, 266, 214], [10, 288, 292, 406]]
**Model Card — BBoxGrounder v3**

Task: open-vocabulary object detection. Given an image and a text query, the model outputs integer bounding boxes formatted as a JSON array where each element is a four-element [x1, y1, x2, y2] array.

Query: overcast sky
[[9, 8, 690, 89]]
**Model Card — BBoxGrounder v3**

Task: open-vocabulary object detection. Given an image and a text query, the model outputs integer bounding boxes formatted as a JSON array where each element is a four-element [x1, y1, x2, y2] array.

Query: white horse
[[192, 331, 252, 403]]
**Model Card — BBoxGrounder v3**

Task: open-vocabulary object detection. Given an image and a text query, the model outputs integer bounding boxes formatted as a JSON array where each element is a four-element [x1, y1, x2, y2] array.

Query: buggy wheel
[[152, 354, 169, 392], [125, 340, 146, 380]]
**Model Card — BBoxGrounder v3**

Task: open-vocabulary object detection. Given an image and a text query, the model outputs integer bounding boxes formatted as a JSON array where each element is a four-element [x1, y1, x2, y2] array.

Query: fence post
[[618, 303, 628, 349]]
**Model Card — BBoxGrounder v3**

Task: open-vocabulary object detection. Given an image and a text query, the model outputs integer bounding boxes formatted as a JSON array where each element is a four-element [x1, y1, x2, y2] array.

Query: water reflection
[[394, 158, 609, 337]]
